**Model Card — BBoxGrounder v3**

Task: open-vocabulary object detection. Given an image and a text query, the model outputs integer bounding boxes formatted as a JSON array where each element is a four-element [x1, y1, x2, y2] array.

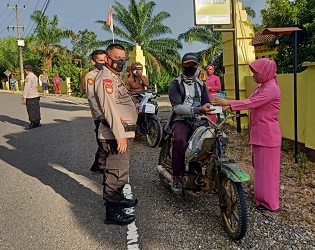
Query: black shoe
[[256, 204, 268, 211], [35, 123, 42, 127], [171, 176, 183, 194], [118, 197, 138, 208], [105, 204, 135, 225], [90, 164, 104, 173], [25, 123, 37, 130]]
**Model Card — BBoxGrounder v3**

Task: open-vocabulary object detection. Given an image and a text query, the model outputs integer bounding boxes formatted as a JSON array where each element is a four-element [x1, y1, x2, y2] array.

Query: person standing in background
[[216, 58, 281, 211], [9, 74, 17, 93], [205, 64, 221, 124], [52, 73, 61, 96], [85, 49, 107, 174], [22, 65, 41, 130], [40, 70, 50, 97]]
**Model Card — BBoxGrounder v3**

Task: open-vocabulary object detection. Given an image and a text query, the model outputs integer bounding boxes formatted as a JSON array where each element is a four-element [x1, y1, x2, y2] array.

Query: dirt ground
[[224, 126, 315, 232]]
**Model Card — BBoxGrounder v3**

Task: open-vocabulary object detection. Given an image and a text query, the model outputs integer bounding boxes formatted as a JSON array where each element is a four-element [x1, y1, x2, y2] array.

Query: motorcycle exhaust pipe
[[156, 165, 173, 185]]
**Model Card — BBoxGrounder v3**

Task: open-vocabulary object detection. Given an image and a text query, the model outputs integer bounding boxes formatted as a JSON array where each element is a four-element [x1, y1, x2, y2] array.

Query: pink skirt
[[252, 145, 281, 211]]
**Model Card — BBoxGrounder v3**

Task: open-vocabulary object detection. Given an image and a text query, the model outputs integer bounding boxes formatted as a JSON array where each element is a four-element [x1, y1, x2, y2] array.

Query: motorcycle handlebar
[[197, 113, 248, 129]]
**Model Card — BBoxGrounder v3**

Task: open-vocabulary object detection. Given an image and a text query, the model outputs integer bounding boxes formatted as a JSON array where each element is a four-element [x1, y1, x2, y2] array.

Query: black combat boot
[[104, 203, 135, 225], [117, 197, 138, 208]]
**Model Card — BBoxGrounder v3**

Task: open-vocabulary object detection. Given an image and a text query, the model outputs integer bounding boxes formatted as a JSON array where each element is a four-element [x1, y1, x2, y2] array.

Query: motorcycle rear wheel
[[145, 117, 162, 148], [158, 138, 172, 190], [220, 175, 247, 240]]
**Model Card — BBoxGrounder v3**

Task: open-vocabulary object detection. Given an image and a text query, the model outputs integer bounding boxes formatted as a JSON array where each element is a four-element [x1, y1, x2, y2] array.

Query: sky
[[0, 0, 266, 55]]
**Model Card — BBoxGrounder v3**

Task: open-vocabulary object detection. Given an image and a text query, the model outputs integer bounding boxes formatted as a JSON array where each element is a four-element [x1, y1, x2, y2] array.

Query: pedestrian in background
[[52, 73, 61, 96], [40, 70, 49, 97], [22, 65, 41, 129], [94, 44, 138, 225], [216, 58, 281, 211], [205, 63, 221, 124], [9, 74, 17, 93], [85, 49, 107, 173]]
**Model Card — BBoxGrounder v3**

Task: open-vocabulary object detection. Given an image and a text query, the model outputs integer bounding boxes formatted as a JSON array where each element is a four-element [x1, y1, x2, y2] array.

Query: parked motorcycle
[[157, 113, 250, 240], [134, 90, 162, 147]]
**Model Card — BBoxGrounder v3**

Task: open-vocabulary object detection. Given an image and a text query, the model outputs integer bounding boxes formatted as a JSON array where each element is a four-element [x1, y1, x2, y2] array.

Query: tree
[[178, 26, 223, 67], [71, 29, 99, 66], [27, 10, 75, 71], [260, 0, 314, 73], [96, 0, 182, 76]]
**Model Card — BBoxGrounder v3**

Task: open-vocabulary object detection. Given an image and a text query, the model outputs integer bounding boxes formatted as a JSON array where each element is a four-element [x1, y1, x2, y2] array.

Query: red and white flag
[[106, 4, 113, 32]]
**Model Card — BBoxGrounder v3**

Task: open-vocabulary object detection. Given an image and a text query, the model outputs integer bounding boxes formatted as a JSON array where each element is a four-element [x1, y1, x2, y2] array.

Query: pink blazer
[[230, 79, 282, 147], [206, 75, 221, 101]]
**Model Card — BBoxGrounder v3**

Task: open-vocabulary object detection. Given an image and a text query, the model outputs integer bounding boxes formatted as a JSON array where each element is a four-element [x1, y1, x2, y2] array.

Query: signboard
[[4, 70, 11, 76], [194, 0, 231, 25]]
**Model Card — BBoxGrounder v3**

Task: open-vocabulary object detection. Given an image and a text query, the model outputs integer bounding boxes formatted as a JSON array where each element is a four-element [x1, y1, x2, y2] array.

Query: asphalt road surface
[[1, 91, 314, 250]]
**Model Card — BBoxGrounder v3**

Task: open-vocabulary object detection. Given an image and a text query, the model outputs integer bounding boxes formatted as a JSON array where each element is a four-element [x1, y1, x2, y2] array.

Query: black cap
[[182, 53, 198, 64], [24, 65, 33, 71]]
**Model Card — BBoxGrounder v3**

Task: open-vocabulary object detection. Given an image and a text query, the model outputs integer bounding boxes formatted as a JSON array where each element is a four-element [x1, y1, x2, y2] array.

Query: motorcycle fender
[[220, 163, 250, 182]]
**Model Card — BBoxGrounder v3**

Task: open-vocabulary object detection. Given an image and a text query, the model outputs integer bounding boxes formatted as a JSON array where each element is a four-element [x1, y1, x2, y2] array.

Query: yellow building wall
[[244, 62, 315, 150]]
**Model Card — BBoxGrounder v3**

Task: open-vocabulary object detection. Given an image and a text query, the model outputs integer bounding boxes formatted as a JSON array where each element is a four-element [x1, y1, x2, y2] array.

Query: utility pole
[[8, 5, 25, 83]]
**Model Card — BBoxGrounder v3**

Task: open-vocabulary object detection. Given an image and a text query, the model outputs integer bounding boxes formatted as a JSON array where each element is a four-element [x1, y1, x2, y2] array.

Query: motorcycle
[[157, 113, 250, 240], [133, 90, 162, 148]]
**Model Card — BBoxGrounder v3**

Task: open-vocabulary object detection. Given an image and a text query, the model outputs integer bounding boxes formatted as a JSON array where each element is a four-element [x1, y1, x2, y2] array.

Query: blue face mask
[[95, 62, 105, 70]]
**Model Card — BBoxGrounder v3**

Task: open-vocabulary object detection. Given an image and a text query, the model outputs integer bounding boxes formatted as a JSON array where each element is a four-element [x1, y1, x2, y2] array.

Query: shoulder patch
[[104, 78, 113, 94], [88, 78, 94, 85]]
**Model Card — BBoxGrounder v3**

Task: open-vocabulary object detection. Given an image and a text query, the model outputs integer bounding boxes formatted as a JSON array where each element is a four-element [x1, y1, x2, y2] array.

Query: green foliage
[[261, 0, 315, 73], [281, 140, 291, 151], [0, 37, 19, 76], [27, 10, 75, 70], [244, 6, 256, 19], [178, 26, 223, 68], [148, 67, 175, 93], [96, 0, 182, 76], [71, 29, 99, 66]]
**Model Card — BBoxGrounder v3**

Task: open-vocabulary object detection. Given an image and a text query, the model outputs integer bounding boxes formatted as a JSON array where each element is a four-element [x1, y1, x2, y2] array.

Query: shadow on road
[[0, 115, 125, 248]]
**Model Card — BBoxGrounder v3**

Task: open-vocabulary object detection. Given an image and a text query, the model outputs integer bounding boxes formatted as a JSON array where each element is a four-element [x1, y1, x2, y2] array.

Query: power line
[[26, 0, 50, 37], [23, 0, 40, 36]]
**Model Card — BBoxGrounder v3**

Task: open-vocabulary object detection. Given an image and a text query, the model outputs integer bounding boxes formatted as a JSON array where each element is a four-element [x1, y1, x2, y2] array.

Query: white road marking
[[124, 183, 140, 250], [48, 96, 88, 108]]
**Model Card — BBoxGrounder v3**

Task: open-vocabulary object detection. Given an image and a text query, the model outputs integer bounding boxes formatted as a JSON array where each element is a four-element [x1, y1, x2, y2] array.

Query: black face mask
[[108, 58, 126, 73], [95, 62, 105, 70], [183, 65, 197, 77]]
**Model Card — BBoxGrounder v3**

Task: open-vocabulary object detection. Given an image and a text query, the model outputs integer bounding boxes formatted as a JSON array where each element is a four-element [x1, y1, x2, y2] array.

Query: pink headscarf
[[249, 58, 278, 84]]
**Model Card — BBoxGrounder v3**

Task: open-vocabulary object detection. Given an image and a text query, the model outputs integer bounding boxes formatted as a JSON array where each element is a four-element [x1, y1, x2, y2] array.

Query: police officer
[[85, 49, 107, 173], [22, 65, 41, 129], [94, 44, 138, 225]]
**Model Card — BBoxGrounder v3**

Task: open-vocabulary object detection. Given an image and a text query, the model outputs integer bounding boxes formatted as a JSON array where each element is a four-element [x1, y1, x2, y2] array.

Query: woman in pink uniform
[[205, 64, 221, 123], [216, 58, 281, 211]]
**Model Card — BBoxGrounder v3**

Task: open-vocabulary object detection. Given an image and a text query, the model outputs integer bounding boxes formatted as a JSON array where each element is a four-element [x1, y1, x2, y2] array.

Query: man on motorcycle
[[168, 53, 215, 193], [125, 61, 150, 99]]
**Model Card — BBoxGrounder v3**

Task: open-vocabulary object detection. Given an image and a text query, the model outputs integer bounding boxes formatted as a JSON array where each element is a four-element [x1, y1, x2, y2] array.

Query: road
[[0, 91, 314, 250]]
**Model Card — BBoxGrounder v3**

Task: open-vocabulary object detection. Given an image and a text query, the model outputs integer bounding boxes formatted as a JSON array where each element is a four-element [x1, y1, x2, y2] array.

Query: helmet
[[131, 62, 143, 71]]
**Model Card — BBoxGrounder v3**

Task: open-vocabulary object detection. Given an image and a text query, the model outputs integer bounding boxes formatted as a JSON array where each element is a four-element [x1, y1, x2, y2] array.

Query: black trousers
[[92, 119, 103, 167], [26, 97, 41, 124]]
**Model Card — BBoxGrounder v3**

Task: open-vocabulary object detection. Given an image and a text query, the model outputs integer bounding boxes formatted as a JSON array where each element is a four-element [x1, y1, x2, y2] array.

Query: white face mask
[[132, 70, 137, 76]]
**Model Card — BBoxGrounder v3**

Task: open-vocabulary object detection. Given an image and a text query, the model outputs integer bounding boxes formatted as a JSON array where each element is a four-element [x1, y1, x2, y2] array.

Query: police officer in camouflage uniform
[[85, 50, 107, 173], [94, 44, 138, 225]]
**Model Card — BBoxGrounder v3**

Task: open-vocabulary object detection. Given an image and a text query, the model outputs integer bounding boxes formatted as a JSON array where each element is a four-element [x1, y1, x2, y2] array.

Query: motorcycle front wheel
[[145, 116, 162, 148], [220, 175, 247, 240]]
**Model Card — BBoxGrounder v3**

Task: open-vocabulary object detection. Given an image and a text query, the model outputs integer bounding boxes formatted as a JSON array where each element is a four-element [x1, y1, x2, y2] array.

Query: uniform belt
[[102, 119, 136, 132]]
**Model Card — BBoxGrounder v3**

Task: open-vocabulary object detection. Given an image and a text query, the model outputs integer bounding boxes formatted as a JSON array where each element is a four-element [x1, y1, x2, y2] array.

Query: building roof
[[252, 29, 276, 46]]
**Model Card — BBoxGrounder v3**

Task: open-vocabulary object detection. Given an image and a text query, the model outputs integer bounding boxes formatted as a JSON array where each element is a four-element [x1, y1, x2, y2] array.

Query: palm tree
[[178, 26, 223, 67], [96, 0, 182, 75], [27, 11, 75, 70]]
